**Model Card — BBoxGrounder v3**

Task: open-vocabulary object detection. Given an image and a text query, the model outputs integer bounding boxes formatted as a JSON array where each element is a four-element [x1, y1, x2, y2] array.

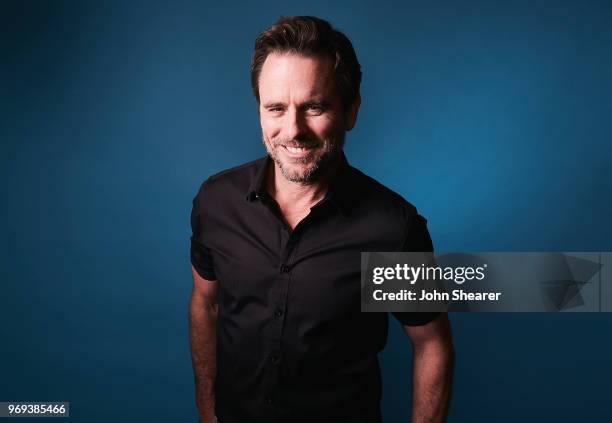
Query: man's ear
[[344, 94, 361, 131]]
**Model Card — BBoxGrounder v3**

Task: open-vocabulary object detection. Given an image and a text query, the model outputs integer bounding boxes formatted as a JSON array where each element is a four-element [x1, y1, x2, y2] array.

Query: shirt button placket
[[266, 230, 297, 413]]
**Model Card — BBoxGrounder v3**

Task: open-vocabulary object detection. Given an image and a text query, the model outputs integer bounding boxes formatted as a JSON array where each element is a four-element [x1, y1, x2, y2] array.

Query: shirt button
[[280, 264, 291, 273], [265, 395, 273, 405], [270, 354, 279, 364], [274, 308, 283, 318]]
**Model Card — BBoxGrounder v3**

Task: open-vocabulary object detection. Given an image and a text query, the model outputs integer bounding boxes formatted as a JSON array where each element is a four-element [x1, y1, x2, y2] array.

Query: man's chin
[[279, 163, 318, 183], [278, 150, 344, 182]]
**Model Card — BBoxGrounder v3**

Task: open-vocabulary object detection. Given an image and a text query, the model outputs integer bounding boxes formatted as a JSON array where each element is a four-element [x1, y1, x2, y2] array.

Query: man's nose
[[284, 108, 307, 141]]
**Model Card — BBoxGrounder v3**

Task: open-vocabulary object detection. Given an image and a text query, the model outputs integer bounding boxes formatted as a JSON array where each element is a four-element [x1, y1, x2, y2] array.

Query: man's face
[[258, 52, 348, 183]]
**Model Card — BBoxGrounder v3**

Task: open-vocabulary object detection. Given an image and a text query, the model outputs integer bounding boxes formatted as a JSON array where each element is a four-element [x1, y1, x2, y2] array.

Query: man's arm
[[403, 313, 454, 423], [189, 265, 218, 423]]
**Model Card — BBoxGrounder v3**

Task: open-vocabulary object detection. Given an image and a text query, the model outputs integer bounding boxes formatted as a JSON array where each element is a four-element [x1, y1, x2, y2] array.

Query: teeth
[[285, 146, 307, 154]]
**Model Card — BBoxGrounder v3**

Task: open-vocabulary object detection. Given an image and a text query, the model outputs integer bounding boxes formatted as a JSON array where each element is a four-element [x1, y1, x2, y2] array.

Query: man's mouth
[[284, 145, 310, 154], [280, 144, 317, 157]]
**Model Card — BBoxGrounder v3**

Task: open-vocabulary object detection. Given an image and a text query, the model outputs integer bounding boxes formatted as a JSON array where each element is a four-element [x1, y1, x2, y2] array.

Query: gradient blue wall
[[2, 1, 611, 422]]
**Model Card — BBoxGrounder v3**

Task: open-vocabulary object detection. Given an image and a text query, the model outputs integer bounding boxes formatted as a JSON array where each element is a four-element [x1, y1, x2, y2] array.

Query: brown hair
[[251, 16, 362, 112]]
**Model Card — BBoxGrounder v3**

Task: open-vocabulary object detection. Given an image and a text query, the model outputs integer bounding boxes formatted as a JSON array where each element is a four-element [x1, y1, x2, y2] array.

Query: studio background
[[2, 1, 611, 422]]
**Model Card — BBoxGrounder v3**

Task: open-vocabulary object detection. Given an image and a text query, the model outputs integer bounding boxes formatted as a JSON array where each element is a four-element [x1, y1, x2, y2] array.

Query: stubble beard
[[262, 131, 345, 183]]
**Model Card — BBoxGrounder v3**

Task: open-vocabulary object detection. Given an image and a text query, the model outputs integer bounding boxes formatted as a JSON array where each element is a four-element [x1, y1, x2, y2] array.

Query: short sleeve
[[190, 181, 217, 281], [392, 212, 441, 326]]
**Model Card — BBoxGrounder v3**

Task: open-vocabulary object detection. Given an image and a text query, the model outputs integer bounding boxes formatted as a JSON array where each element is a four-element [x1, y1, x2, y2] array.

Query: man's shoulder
[[347, 164, 419, 218], [343, 164, 431, 249], [194, 156, 266, 201], [207, 157, 264, 184]]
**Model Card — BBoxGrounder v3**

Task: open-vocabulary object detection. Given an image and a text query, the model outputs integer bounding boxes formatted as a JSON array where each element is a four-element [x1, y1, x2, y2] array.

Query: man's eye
[[268, 107, 283, 113], [306, 105, 324, 113]]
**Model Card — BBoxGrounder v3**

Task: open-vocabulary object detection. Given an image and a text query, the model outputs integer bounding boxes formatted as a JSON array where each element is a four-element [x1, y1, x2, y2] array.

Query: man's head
[[251, 16, 362, 183]]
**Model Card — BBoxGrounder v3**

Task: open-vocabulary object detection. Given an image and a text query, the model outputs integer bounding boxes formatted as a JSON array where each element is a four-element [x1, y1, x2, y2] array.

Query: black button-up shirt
[[190, 153, 440, 423]]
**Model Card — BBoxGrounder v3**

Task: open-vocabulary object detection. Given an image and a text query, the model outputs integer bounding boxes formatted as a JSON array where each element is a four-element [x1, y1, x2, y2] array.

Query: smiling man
[[190, 16, 454, 423]]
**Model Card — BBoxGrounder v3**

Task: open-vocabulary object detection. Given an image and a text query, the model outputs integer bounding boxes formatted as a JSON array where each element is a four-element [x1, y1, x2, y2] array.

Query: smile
[[284, 145, 309, 153], [282, 145, 315, 156]]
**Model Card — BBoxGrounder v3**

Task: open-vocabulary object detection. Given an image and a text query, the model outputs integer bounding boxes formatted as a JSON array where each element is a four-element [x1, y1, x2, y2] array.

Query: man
[[190, 16, 453, 423]]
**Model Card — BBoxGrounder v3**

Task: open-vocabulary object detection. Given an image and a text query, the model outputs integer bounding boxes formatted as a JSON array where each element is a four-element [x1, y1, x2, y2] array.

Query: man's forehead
[[258, 52, 336, 99]]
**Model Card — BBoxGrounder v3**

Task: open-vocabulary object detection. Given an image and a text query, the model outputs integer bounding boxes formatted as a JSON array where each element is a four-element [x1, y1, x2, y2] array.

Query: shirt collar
[[245, 151, 353, 216], [245, 155, 271, 202]]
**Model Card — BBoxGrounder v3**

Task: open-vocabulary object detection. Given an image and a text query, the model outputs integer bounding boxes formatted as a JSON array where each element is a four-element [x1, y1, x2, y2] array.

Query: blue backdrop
[[2, 1, 611, 422]]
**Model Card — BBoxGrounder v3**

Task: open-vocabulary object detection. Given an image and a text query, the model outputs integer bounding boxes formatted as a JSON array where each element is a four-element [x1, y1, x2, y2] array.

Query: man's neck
[[265, 163, 329, 211]]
